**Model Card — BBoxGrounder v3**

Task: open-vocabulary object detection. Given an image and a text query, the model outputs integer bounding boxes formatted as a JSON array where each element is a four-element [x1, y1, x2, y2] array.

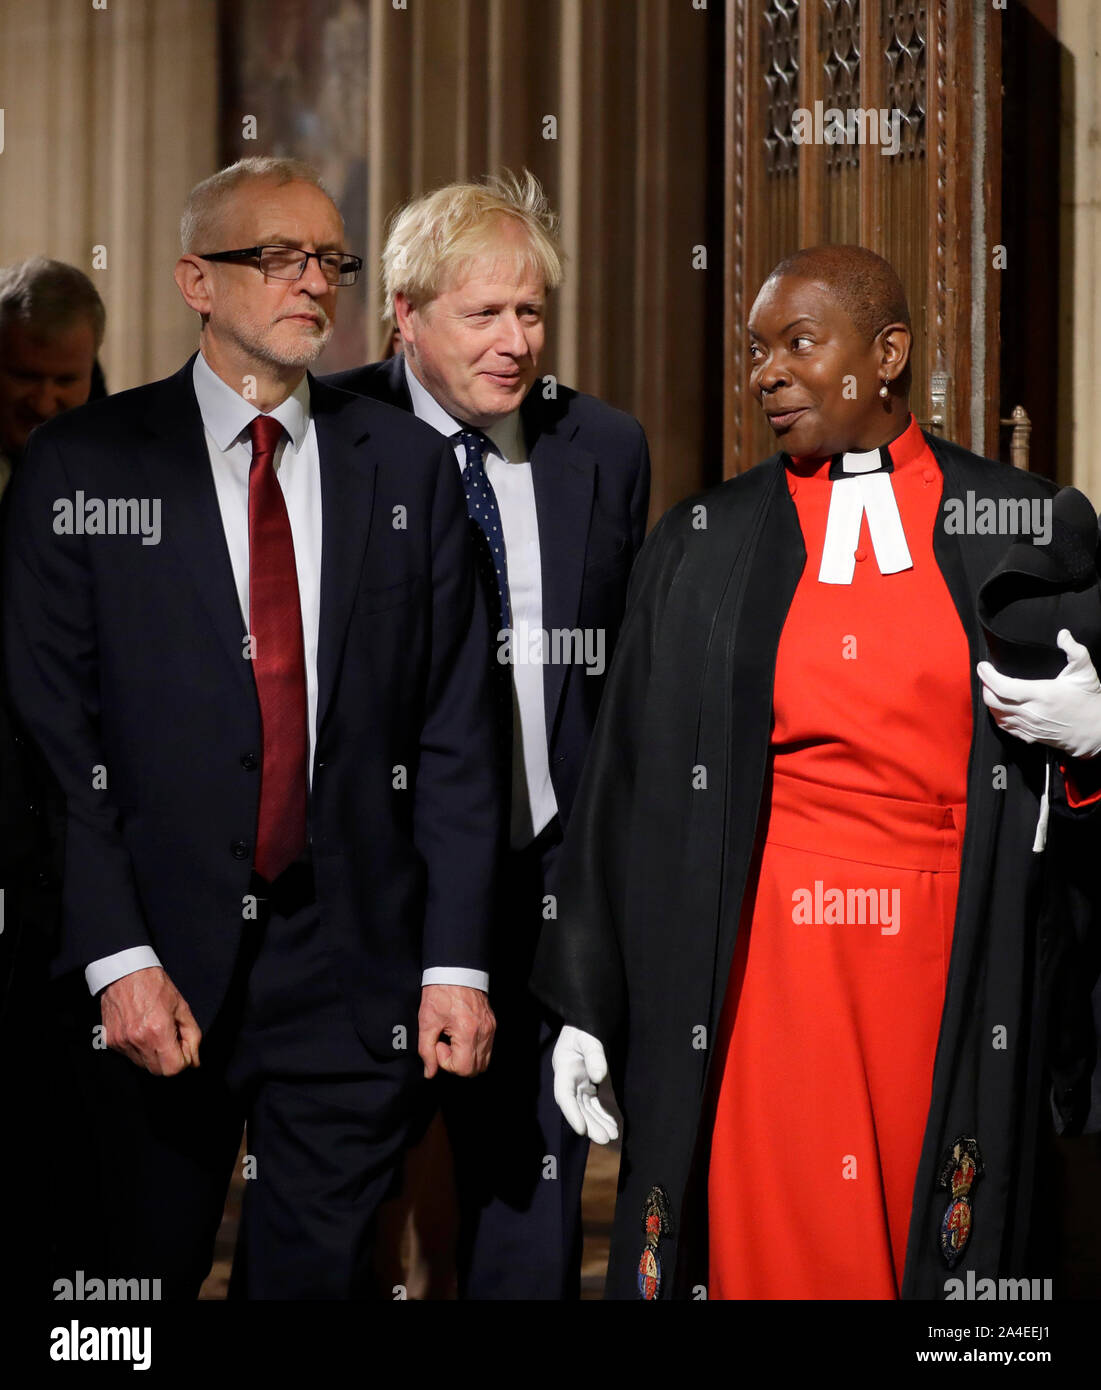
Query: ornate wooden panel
[[725, 0, 1002, 475], [822, 0, 861, 172], [821, 1, 861, 252], [883, 2, 926, 153], [762, 0, 800, 176]]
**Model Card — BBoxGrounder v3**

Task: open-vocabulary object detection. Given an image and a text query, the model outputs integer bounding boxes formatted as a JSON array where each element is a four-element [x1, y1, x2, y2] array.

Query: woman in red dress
[[537, 245, 1100, 1300], [707, 253, 971, 1298], [704, 249, 1099, 1298]]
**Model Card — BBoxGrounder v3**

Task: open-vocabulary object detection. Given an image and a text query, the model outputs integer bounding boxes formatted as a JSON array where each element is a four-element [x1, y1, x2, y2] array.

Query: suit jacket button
[[231, 840, 250, 860], [240, 753, 259, 771]]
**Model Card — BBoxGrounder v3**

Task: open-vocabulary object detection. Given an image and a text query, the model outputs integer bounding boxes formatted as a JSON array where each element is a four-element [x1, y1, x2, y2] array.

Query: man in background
[[0, 257, 105, 498], [0, 255, 105, 1300], [329, 170, 650, 1299]]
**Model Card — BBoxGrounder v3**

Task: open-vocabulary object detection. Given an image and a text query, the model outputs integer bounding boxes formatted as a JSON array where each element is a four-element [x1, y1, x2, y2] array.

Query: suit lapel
[[311, 375, 377, 738], [527, 401, 595, 745], [140, 357, 252, 689]]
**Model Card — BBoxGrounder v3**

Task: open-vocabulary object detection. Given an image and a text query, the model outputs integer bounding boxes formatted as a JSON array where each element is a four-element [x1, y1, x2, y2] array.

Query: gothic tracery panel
[[762, 0, 800, 175], [883, 0, 927, 158], [822, 0, 860, 172]]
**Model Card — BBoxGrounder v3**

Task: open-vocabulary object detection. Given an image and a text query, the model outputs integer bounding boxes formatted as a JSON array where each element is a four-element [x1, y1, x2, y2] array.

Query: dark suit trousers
[[50, 865, 416, 1300], [440, 822, 589, 1299]]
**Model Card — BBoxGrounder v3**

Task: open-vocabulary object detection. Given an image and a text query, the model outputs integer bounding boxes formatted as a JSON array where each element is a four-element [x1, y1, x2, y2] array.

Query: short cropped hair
[[381, 169, 563, 321], [180, 156, 336, 254], [765, 244, 912, 340], [0, 257, 106, 349]]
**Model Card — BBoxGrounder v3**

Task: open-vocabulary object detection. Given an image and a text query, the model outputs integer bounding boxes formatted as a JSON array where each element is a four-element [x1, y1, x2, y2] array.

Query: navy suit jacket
[[324, 355, 651, 828], [1, 355, 499, 1060]]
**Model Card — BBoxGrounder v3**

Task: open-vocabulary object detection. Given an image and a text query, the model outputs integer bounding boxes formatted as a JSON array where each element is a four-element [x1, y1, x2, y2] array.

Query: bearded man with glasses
[[2, 156, 500, 1299]]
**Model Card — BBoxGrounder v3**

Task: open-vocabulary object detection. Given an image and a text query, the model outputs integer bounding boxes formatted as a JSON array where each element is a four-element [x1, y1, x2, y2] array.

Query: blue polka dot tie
[[457, 429, 511, 632]]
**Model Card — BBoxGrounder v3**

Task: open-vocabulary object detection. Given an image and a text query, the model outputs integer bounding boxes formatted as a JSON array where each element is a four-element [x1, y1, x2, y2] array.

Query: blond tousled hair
[[381, 170, 563, 321]]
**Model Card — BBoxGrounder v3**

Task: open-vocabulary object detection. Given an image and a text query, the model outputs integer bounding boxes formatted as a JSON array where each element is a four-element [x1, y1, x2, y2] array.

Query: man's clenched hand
[[418, 983, 495, 1079], [100, 966, 202, 1076]]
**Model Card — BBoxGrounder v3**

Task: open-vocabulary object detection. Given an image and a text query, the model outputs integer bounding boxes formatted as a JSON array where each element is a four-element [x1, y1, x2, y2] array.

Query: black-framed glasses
[[198, 245, 363, 287]]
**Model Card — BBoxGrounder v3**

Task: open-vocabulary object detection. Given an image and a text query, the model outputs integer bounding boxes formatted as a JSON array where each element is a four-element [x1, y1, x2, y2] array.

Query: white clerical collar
[[817, 443, 913, 584], [403, 354, 526, 463], [192, 350, 311, 453], [834, 446, 885, 475]]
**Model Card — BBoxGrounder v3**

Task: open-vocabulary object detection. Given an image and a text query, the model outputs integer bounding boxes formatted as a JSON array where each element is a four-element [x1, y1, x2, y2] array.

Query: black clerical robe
[[531, 432, 1100, 1300]]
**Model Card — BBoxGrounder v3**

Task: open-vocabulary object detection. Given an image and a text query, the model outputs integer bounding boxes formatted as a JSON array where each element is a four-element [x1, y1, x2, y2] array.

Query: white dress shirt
[[403, 357, 559, 848], [85, 351, 487, 995]]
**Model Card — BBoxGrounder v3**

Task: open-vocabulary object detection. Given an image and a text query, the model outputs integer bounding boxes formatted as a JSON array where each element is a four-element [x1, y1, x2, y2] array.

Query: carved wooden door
[[723, 0, 1004, 475]]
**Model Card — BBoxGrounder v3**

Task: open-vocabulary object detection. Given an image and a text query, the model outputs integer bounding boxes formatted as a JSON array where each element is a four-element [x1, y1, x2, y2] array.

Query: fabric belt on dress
[[763, 768, 966, 874]]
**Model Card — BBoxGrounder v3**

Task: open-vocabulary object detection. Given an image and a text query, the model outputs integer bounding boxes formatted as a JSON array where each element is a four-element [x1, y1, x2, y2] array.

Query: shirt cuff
[[85, 947, 163, 997], [421, 966, 490, 992]]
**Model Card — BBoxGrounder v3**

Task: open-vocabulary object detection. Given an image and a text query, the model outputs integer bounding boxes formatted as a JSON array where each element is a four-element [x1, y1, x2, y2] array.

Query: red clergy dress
[[707, 415, 975, 1299]]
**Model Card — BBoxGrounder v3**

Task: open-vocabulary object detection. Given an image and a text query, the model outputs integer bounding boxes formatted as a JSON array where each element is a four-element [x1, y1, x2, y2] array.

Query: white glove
[[552, 1025, 620, 1144], [978, 629, 1101, 760]]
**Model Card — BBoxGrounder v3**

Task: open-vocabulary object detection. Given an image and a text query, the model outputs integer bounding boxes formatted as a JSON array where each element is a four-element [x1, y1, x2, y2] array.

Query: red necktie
[[247, 413, 308, 882]]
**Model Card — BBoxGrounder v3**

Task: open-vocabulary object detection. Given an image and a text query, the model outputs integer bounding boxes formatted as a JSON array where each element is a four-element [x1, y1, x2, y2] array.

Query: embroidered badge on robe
[[637, 1185, 673, 1300], [937, 1136, 984, 1268]]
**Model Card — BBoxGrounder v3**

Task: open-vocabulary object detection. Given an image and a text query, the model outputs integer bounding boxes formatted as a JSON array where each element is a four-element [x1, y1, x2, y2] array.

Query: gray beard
[[234, 318, 333, 370]]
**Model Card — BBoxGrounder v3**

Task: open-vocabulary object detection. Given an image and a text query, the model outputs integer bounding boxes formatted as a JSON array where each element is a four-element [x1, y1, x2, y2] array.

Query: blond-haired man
[[329, 170, 650, 1299], [3, 157, 499, 1298]]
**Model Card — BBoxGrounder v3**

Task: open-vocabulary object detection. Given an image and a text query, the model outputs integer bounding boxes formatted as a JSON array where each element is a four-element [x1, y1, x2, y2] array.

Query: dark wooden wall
[[220, 0, 726, 523]]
